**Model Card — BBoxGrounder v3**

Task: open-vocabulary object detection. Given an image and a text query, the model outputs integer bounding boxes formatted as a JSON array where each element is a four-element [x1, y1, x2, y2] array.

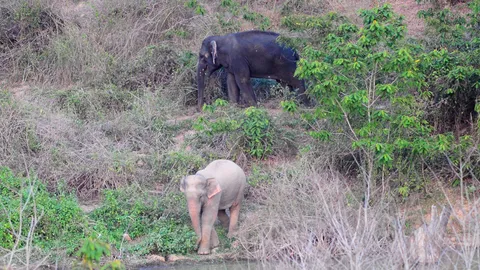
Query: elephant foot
[[197, 247, 211, 255]]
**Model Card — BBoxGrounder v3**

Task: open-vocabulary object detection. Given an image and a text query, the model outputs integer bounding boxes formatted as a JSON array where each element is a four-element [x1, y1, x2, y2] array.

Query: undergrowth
[[0, 167, 198, 268], [192, 99, 299, 160], [90, 187, 197, 256], [1, 0, 480, 268], [0, 167, 87, 257]]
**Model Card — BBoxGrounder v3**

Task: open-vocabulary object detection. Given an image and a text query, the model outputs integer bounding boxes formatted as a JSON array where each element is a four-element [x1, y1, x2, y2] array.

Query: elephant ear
[[206, 178, 221, 199], [210, 40, 217, 64], [179, 177, 186, 192]]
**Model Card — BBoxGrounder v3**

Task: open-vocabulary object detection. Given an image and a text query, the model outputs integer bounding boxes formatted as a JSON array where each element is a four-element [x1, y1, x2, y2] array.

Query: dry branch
[[409, 205, 452, 264]]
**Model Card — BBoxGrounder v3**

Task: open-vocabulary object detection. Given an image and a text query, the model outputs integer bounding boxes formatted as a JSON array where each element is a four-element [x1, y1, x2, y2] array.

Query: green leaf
[[309, 131, 332, 141]]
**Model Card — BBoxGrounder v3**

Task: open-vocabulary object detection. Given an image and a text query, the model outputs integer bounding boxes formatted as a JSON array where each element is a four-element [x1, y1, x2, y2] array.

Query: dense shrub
[[282, 5, 433, 197], [89, 186, 195, 254], [0, 166, 87, 254], [278, 3, 480, 199], [89, 187, 163, 244], [194, 99, 274, 159], [126, 219, 197, 256], [418, 1, 480, 134]]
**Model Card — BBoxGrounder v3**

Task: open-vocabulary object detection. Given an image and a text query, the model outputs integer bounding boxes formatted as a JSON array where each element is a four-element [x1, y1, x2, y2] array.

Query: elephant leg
[[227, 203, 241, 238], [198, 200, 220, 254], [227, 73, 240, 104], [218, 209, 230, 230], [210, 227, 220, 248], [289, 78, 309, 105], [234, 71, 257, 107]]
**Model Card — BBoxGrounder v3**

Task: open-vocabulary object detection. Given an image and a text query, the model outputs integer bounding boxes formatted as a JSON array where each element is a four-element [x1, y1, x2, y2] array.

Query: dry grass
[[0, 0, 219, 87], [236, 159, 395, 269], [0, 87, 180, 198], [235, 149, 480, 269], [0, 0, 229, 198]]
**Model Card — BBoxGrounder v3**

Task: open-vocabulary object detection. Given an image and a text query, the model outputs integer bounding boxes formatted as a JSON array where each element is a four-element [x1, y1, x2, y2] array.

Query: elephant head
[[180, 174, 222, 249], [197, 37, 223, 111]]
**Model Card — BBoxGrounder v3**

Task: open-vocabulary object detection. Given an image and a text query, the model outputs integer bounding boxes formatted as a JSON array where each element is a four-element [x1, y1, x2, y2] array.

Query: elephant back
[[200, 160, 246, 207]]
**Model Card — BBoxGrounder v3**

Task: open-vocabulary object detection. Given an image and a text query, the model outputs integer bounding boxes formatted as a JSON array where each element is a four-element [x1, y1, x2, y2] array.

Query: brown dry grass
[[235, 155, 480, 269], [0, 87, 179, 199], [0, 0, 219, 87]]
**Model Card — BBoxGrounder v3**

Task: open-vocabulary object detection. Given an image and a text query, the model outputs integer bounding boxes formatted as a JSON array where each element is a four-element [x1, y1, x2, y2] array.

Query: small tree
[[282, 4, 439, 202]]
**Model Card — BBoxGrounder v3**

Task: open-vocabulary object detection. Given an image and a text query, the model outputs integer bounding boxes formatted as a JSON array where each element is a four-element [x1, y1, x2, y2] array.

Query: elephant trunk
[[187, 198, 202, 245], [197, 62, 207, 111]]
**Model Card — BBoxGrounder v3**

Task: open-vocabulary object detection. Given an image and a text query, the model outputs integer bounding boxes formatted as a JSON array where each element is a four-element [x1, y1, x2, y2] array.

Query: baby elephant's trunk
[[187, 198, 202, 246]]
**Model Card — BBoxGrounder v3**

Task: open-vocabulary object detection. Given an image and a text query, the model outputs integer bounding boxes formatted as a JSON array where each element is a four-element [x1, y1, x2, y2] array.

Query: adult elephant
[[196, 30, 309, 111], [180, 159, 246, 255]]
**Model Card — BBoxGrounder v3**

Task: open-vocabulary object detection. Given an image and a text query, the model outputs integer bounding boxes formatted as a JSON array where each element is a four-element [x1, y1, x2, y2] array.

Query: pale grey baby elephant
[[180, 159, 246, 255]]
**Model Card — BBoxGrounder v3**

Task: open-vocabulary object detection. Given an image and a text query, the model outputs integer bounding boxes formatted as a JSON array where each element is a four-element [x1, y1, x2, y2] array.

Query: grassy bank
[[1, 0, 480, 269]]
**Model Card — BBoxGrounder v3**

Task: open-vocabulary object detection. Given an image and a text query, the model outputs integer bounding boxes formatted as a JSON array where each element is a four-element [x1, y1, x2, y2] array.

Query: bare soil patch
[[388, 0, 431, 37]]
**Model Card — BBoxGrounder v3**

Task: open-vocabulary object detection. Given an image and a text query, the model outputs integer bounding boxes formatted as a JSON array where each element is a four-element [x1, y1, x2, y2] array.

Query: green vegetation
[[282, 2, 480, 199], [185, 0, 207, 15], [0, 167, 87, 255], [194, 99, 274, 159], [1, 0, 480, 268], [290, 4, 435, 198], [76, 237, 125, 270], [126, 220, 196, 256], [0, 167, 196, 267], [88, 187, 196, 256]]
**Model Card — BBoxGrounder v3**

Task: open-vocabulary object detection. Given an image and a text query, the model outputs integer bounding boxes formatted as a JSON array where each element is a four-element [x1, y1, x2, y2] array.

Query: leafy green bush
[[89, 186, 193, 254], [418, 2, 480, 134], [282, 4, 448, 199], [127, 218, 196, 256], [76, 237, 125, 270], [89, 187, 164, 244], [243, 107, 273, 158], [0, 166, 87, 254], [280, 2, 480, 198], [194, 99, 273, 159]]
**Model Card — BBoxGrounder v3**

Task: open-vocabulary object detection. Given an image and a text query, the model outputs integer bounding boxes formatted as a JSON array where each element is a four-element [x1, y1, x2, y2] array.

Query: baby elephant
[[180, 159, 246, 255]]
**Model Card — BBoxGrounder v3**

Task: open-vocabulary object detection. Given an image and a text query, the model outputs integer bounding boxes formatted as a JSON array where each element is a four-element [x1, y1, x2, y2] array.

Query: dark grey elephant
[[196, 30, 309, 111]]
